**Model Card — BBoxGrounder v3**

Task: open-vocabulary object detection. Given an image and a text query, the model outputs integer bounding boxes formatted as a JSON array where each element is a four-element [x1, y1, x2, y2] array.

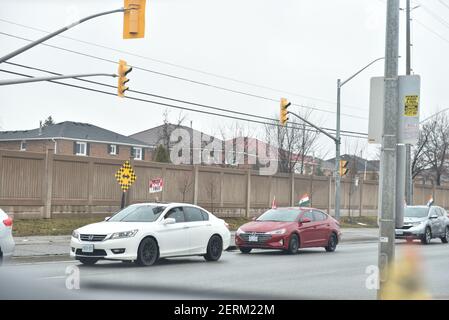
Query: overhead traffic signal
[[123, 0, 146, 39], [339, 160, 349, 177], [280, 98, 291, 126], [117, 59, 132, 97]]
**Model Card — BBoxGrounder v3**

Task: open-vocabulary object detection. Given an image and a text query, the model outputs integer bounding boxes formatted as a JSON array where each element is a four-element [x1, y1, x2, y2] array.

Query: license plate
[[395, 230, 403, 235], [82, 244, 94, 253], [249, 235, 258, 242]]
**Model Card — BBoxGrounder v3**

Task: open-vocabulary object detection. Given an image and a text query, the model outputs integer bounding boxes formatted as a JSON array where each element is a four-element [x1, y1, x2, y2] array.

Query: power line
[[415, 19, 449, 46], [0, 67, 368, 140], [0, 17, 368, 112], [3, 61, 368, 137], [0, 31, 368, 120]]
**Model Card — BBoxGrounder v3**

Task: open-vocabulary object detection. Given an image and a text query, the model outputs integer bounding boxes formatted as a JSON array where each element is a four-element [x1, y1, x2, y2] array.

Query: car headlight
[[71, 230, 79, 240], [236, 228, 245, 235], [266, 228, 287, 235], [108, 229, 138, 240], [411, 221, 424, 227]]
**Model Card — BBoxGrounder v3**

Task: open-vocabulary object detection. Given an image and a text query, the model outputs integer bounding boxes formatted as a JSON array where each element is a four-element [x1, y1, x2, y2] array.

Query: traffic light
[[117, 59, 132, 97], [339, 160, 349, 177], [280, 98, 291, 126], [123, 0, 146, 39]]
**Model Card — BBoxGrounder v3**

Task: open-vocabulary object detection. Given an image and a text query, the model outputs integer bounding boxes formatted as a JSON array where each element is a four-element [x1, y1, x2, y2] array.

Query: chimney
[[39, 121, 42, 136]]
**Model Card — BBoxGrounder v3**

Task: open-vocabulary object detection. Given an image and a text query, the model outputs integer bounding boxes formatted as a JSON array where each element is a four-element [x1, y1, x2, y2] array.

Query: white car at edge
[[70, 202, 231, 266], [0, 209, 15, 265]]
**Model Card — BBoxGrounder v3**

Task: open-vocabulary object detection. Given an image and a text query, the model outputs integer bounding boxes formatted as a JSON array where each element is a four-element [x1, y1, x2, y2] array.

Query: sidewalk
[[12, 228, 379, 258]]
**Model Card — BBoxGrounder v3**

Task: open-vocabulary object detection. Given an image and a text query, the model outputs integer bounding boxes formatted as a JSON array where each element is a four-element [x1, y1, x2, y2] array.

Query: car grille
[[239, 232, 272, 244], [399, 225, 413, 230], [75, 249, 107, 257], [80, 234, 107, 242]]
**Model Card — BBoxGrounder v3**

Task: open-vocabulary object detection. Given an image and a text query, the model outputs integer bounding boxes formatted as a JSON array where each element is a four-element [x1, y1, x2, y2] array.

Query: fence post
[[87, 158, 94, 214], [43, 148, 54, 219], [193, 165, 199, 205], [246, 169, 251, 218], [309, 174, 313, 206], [161, 166, 167, 202], [359, 178, 364, 217], [290, 172, 295, 206], [220, 171, 224, 208]]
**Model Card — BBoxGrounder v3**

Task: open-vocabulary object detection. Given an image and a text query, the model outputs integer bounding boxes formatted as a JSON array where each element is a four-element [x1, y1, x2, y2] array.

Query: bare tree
[[178, 173, 193, 202], [411, 126, 431, 179], [205, 176, 219, 214], [159, 109, 187, 152], [265, 110, 320, 174], [420, 113, 449, 186]]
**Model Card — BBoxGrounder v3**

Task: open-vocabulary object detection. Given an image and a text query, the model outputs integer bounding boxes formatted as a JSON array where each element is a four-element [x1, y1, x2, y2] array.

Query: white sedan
[[0, 209, 15, 265], [70, 203, 231, 266]]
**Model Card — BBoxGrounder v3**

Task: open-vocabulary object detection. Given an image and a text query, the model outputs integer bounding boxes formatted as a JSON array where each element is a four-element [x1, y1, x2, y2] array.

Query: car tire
[[78, 257, 99, 265], [421, 227, 432, 245], [239, 247, 252, 254], [440, 227, 449, 244], [325, 233, 338, 252], [136, 237, 159, 266], [286, 234, 299, 254], [204, 235, 223, 262]]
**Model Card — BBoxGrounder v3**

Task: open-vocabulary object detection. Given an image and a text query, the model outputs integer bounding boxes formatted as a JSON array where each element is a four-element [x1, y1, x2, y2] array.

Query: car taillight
[[3, 217, 13, 227]]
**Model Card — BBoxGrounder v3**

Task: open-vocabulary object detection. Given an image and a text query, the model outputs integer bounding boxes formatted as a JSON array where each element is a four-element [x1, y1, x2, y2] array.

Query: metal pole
[[0, 8, 125, 64], [120, 192, 126, 209], [0, 73, 116, 86], [405, 0, 413, 205], [378, 0, 400, 299], [335, 79, 341, 220]]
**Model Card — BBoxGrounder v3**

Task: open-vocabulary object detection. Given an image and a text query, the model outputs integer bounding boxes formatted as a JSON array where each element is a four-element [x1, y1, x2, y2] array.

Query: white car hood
[[76, 221, 154, 235], [403, 217, 427, 224]]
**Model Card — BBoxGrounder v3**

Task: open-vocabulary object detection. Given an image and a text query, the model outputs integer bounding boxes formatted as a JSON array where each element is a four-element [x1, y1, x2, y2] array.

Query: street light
[[335, 57, 385, 221]]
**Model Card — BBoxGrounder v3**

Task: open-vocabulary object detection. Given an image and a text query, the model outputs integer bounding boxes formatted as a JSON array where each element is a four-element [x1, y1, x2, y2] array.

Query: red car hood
[[240, 221, 295, 233]]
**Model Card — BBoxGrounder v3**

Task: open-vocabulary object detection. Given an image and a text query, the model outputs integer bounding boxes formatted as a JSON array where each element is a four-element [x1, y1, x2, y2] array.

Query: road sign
[[115, 161, 137, 192], [149, 178, 163, 193], [368, 75, 421, 145]]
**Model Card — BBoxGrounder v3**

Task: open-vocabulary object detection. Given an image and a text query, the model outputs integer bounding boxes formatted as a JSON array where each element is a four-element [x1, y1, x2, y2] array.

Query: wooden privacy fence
[[0, 149, 448, 219]]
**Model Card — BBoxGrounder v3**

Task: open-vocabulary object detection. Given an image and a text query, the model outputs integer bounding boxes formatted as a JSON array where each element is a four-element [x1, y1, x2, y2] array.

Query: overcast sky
[[1, 0, 448, 160]]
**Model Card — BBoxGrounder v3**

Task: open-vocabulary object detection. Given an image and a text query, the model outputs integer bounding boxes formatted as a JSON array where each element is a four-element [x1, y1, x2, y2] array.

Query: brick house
[[0, 121, 153, 161]]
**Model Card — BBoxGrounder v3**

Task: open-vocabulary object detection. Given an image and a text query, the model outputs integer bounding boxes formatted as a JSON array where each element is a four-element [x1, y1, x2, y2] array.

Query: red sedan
[[235, 207, 341, 254]]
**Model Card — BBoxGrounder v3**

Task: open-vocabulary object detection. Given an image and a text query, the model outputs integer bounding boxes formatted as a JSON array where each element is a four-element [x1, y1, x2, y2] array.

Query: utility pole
[[335, 80, 342, 220], [405, 0, 413, 205], [378, 0, 400, 299]]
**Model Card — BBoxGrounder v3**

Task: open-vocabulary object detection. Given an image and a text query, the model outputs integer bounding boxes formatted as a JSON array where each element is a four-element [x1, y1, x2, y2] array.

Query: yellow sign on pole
[[404, 95, 419, 117], [123, 0, 146, 39], [115, 160, 137, 192]]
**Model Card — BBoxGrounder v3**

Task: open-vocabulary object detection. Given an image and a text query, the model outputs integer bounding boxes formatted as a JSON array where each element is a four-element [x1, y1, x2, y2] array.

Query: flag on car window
[[298, 194, 310, 207], [271, 196, 277, 209], [426, 197, 434, 207]]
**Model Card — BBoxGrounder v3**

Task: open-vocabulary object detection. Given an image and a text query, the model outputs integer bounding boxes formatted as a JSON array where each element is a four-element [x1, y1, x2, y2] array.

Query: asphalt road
[[1, 240, 448, 300]]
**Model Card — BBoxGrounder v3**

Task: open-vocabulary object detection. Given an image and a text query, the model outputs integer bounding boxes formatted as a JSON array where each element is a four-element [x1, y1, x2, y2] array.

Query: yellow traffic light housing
[[280, 98, 291, 126], [339, 160, 349, 177], [118, 59, 132, 97], [123, 0, 146, 39]]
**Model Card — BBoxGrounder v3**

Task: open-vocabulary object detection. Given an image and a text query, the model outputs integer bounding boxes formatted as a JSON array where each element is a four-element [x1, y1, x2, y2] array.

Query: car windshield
[[256, 209, 300, 222], [108, 205, 167, 222], [404, 207, 429, 218]]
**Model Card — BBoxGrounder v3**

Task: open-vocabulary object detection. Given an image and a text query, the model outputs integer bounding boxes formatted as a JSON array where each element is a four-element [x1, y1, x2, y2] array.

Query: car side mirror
[[104, 216, 110, 221], [429, 214, 438, 219], [163, 218, 176, 225], [300, 218, 312, 224]]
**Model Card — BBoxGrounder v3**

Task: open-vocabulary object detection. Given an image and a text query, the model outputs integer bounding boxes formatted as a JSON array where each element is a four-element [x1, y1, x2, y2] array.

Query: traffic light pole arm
[[287, 111, 338, 143], [0, 73, 117, 86], [0, 8, 126, 64]]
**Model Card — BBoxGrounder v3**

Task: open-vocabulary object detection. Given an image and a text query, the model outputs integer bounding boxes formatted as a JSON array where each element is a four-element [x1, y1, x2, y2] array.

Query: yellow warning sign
[[115, 161, 137, 192], [404, 95, 419, 117]]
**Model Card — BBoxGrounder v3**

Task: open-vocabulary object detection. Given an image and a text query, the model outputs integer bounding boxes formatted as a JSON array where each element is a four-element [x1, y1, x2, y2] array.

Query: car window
[[302, 211, 315, 221], [108, 205, 166, 222], [200, 209, 209, 221], [256, 209, 301, 222], [184, 206, 204, 222], [436, 208, 444, 217], [165, 207, 185, 223], [313, 210, 327, 221]]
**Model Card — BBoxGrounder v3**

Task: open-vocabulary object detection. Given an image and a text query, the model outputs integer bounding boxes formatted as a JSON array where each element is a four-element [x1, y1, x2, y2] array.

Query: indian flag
[[298, 194, 310, 207], [427, 197, 434, 207]]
